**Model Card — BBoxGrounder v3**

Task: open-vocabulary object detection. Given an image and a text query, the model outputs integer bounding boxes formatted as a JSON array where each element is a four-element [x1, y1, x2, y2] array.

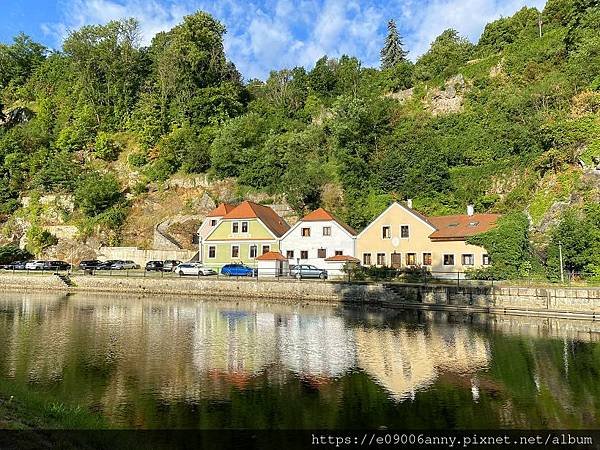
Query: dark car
[[289, 264, 328, 280], [162, 260, 183, 272], [145, 260, 164, 272], [79, 260, 102, 270], [3, 261, 27, 270], [220, 263, 257, 277], [43, 260, 71, 271], [97, 260, 120, 270]]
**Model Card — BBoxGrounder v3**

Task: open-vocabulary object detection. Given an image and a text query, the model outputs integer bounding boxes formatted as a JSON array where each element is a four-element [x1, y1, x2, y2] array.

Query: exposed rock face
[[0, 107, 34, 128], [384, 88, 414, 104], [426, 74, 466, 116]]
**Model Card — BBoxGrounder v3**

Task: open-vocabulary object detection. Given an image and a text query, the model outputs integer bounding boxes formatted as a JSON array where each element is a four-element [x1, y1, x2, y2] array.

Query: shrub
[[25, 225, 58, 256], [94, 132, 121, 161], [74, 172, 123, 217], [0, 245, 32, 264]]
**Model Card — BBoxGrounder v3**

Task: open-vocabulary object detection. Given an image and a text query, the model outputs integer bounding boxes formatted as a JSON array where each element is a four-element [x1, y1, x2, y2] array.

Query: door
[[391, 252, 402, 269]]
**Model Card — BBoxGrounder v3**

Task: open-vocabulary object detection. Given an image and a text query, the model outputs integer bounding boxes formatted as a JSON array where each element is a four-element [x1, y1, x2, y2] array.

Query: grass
[[0, 378, 107, 430]]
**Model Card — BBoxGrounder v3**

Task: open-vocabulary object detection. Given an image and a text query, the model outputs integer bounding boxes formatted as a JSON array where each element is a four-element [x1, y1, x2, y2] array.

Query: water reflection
[[1, 293, 600, 429]]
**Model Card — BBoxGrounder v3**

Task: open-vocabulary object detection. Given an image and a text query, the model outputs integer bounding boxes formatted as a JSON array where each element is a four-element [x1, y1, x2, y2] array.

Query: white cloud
[[43, 0, 548, 80]]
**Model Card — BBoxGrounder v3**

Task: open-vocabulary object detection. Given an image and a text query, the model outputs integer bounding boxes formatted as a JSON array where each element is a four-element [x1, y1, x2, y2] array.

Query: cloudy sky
[[0, 0, 547, 80]]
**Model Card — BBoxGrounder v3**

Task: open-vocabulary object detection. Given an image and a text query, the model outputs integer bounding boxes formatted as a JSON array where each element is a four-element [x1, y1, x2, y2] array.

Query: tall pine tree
[[380, 19, 408, 69]]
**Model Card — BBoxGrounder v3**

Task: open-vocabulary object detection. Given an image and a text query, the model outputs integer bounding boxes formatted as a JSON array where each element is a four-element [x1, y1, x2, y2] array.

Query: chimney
[[467, 204, 474, 216], [407, 198, 413, 208]]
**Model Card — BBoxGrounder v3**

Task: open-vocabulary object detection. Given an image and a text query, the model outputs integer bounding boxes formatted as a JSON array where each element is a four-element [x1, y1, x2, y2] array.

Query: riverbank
[[1, 272, 600, 320]]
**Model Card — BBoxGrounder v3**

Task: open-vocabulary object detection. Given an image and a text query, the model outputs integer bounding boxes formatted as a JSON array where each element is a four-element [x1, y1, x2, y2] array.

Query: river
[[0, 292, 599, 429]]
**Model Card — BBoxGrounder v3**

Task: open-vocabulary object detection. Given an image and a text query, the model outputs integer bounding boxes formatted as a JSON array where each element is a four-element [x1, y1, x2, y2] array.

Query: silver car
[[174, 263, 217, 276], [289, 264, 328, 280], [111, 260, 139, 270]]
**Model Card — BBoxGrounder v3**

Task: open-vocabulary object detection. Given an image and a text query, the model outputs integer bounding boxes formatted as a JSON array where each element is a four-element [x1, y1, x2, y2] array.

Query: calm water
[[1, 292, 600, 429]]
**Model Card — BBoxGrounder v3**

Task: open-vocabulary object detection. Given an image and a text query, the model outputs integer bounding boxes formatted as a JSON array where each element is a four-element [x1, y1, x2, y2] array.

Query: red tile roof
[[324, 255, 360, 262], [256, 251, 287, 261], [427, 214, 501, 240], [207, 203, 235, 217], [223, 201, 290, 237], [301, 207, 357, 236]]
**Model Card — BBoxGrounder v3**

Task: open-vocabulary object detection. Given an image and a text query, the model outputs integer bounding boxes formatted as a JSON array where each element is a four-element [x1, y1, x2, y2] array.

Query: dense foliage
[[0, 1, 599, 277]]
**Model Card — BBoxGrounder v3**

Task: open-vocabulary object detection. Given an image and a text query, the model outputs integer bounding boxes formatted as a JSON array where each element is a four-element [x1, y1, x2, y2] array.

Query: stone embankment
[[1, 273, 600, 319]]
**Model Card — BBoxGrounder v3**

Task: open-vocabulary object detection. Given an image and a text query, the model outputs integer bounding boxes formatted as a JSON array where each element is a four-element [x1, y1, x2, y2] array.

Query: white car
[[25, 260, 46, 270], [174, 263, 217, 276]]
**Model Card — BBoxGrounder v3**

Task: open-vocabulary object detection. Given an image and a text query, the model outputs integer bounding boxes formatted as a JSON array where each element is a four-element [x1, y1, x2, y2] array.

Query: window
[[262, 245, 270, 254], [335, 250, 343, 256], [363, 253, 372, 265], [462, 254, 474, 266], [249, 245, 258, 258], [208, 246, 216, 258], [286, 250, 294, 259], [232, 222, 239, 233], [483, 254, 491, 265], [241, 221, 248, 233], [400, 225, 409, 238], [422, 253, 432, 265], [301, 227, 311, 237], [231, 245, 239, 258], [210, 219, 217, 226], [443, 254, 455, 266], [382, 226, 391, 239], [322, 226, 331, 236], [377, 253, 386, 266], [406, 253, 416, 265], [317, 248, 326, 258], [300, 250, 308, 259]]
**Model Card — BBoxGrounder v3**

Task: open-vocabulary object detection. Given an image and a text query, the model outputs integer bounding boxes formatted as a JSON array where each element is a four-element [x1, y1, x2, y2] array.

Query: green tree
[[380, 19, 408, 69], [74, 172, 123, 217], [413, 29, 474, 82]]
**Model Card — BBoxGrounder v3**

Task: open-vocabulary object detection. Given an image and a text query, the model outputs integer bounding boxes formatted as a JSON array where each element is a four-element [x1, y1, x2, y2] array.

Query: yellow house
[[356, 202, 500, 272]]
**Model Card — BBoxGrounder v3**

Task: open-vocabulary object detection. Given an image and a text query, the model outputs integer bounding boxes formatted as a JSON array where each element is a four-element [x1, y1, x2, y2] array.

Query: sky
[[0, 0, 547, 80]]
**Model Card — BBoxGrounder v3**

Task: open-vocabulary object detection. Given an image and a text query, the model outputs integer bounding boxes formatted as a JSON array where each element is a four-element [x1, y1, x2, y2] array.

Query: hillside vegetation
[[0, 0, 599, 279]]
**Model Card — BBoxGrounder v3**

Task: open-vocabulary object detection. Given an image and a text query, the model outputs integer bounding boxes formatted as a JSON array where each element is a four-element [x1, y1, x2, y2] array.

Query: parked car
[[43, 261, 71, 271], [174, 263, 217, 276], [111, 260, 139, 270], [221, 263, 257, 277], [79, 260, 102, 270], [289, 264, 328, 280], [25, 260, 46, 270], [145, 260, 164, 272], [3, 261, 27, 270], [96, 260, 120, 270], [163, 260, 183, 272]]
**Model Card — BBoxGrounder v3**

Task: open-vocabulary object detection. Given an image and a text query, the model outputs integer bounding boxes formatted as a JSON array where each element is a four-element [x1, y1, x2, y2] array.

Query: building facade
[[197, 203, 235, 262], [279, 208, 357, 269], [202, 201, 290, 269], [356, 202, 499, 272]]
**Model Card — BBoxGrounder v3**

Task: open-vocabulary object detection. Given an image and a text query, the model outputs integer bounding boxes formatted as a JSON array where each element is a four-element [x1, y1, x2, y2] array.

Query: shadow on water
[[1, 291, 600, 434]]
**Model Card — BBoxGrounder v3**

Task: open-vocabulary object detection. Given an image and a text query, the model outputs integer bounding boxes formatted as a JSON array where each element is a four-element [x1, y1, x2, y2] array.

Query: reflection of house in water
[[355, 326, 489, 401], [192, 307, 278, 380], [277, 315, 356, 378]]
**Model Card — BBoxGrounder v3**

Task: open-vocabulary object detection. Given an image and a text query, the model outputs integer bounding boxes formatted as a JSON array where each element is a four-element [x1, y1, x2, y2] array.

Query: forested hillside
[[0, 0, 599, 278]]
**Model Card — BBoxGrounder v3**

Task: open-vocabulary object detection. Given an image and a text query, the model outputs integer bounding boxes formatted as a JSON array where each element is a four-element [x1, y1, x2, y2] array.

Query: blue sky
[[0, 0, 547, 80]]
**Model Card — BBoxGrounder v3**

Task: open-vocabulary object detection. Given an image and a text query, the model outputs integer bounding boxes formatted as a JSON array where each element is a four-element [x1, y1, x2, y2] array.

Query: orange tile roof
[[301, 207, 357, 236], [223, 201, 290, 237], [427, 214, 501, 240], [207, 203, 235, 217], [256, 251, 287, 261], [324, 255, 360, 262]]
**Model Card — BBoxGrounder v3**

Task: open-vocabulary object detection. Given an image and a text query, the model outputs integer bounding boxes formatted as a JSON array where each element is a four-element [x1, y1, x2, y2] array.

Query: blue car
[[221, 263, 257, 277]]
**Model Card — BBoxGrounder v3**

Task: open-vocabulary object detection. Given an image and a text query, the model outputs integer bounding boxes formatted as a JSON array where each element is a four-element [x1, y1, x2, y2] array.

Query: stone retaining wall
[[1, 273, 600, 316]]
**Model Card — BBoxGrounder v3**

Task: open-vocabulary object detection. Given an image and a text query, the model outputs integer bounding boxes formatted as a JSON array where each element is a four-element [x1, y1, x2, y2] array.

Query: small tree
[[380, 19, 408, 69]]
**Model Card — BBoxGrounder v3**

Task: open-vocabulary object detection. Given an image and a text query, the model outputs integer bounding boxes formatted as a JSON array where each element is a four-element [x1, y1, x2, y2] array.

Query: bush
[[0, 245, 32, 264], [94, 132, 121, 161], [127, 151, 148, 168], [25, 226, 58, 256]]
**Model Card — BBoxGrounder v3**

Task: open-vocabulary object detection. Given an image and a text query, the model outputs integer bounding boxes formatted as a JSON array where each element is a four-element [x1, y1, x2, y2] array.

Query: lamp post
[[558, 241, 564, 284]]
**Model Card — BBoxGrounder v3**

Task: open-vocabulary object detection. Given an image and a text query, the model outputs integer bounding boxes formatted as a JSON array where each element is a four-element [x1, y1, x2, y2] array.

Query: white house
[[279, 208, 357, 277], [196, 203, 234, 262]]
